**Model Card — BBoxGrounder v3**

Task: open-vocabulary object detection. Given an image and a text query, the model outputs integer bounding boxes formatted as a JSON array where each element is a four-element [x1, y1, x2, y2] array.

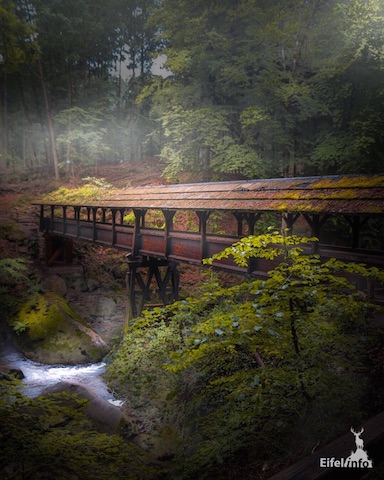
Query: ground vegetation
[[107, 231, 384, 479]]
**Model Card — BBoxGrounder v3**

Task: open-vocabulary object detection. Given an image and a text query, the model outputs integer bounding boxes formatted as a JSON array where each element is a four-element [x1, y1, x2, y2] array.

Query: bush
[[108, 231, 384, 479]]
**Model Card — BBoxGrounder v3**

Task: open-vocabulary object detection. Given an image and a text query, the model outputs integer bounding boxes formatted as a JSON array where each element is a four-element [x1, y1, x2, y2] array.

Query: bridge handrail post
[[163, 210, 175, 258], [111, 208, 118, 246], [92, 207, 98, 242], [132, 209, 146, 257], [74, 206, 81, 237], [101, 208, 106, 223], [39, 204, 46, 231], [344, 214, 369, 250], [234, 212, 244, 237], [119, 208, 125, 226], [62, 205, 67, 235], [282, 212, 300, 235], [197, 210, 211, 260], [302, 213, 330, 253], [50, 205, 55, 234]]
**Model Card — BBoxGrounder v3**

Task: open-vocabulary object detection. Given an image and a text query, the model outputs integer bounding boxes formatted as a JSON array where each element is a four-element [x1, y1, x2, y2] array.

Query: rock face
[[43, 267, 127, 345], [11, 292, 108, 364]]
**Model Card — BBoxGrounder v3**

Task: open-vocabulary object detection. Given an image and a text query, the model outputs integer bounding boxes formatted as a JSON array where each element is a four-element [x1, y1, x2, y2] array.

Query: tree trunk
[[1, 71, 8, 179], [66, 65, 75, 178], [38, 60, 60, 180]]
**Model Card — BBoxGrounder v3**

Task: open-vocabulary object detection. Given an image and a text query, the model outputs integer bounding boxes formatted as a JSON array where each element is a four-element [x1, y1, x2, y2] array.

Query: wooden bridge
[[34, 174, 384, 316]]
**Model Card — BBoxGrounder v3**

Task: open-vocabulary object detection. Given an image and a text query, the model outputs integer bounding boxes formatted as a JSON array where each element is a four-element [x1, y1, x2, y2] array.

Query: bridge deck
[[40, 174, 384, 214], [34, 174, 384, 313], [34, 174, 384, 269]]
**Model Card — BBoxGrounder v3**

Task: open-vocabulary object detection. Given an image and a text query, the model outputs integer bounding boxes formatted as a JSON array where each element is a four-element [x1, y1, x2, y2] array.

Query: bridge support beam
[[126, 255, 180, 320], [343, 214, 369, 249], [302, 213, 330, 253]]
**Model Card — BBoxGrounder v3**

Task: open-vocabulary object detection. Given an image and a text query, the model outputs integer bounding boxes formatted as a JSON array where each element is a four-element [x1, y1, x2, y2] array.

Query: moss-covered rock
[[0, 363, 25, 380], [11, 292, 108, 364], [43, 381, 131, 435]]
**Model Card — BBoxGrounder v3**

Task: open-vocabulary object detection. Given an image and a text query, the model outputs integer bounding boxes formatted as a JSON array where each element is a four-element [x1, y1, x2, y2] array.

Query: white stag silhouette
[[351, 427, 365, 450]]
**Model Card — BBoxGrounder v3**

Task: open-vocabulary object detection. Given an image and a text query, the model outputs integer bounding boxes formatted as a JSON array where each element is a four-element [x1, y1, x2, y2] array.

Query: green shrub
[[108, 231, 384, 479]]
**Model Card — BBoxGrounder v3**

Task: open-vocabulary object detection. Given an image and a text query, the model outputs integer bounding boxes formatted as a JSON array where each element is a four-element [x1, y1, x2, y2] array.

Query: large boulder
[[11, 292, 108, 364], [0, 363, 24, 380], [44, 381, 131, 435]]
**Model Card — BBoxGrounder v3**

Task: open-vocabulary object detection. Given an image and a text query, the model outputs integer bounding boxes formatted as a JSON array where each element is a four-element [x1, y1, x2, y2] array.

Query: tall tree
[[142, 0, 384, 180], [0, 0, 37, 176], [309, 0, 384, 173]]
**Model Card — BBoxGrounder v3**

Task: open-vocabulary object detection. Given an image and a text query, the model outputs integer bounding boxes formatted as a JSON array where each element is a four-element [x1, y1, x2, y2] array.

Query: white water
[[1, 351, 121, 404]]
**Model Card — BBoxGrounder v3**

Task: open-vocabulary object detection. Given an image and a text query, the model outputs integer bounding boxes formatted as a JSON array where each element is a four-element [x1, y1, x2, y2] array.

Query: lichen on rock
[[10, 292, 108, 364]]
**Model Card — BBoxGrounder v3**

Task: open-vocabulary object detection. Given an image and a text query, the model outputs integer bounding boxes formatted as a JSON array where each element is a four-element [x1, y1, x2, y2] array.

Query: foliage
[[0, 1, 38, 74], [108, 231, 384, 478], [40, 178, 114, 204], [0, 257, 41, 318], [2, 1, 384, 178], [1, 0, 158, 176], [159, 105, 264, 181], [0, 222, 26, 244], [107, 314, 183, 401], [141, 0, 384, 178], [105, 313, 188, 461], [0, 380, 153, 479], [55, 107, 111, 172]]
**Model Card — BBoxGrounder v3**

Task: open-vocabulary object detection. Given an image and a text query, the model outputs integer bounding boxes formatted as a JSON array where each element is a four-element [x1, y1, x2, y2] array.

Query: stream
[[1, 350, 123, 406]]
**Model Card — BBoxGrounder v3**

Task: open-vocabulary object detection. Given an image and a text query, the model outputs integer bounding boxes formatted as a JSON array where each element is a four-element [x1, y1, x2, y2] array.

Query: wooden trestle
[[34, 175, 384, 316], [126, 255, 179, 318]]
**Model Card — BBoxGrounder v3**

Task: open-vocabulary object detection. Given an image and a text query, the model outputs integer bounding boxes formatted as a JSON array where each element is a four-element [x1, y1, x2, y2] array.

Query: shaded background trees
[[1, 0, 383, 181]]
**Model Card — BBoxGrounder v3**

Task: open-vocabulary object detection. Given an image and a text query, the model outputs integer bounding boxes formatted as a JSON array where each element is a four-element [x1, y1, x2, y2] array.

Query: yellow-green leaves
[[206, 230, 318, 267]]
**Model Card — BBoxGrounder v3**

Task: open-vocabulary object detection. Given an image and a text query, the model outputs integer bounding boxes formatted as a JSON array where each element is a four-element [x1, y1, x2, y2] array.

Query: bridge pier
[[43, 232, 74, 266], [126, 255, 180, 320]]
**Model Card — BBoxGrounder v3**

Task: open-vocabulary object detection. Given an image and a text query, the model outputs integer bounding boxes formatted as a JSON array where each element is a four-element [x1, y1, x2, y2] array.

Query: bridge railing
[[43, 213, 384, 266], [41, 211, 384, 303], [43, 214, 245, 270]]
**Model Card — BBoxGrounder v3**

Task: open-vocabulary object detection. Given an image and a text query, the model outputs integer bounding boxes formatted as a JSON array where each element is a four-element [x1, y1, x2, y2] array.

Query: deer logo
[[319, 426, 373, 469], [350, 427, 365, 450]]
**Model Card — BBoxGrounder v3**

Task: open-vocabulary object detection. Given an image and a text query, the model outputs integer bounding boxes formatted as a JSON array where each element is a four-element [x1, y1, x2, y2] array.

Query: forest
[[1, 0, 383, 182], [1, 1, 384, 479]]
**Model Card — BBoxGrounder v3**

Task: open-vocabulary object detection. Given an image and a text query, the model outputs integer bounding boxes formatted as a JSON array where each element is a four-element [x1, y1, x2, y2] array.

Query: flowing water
[[1, 350, 122, 405]]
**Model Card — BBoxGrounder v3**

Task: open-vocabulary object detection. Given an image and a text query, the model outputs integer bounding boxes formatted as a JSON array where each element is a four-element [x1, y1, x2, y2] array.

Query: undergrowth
[[107, 231, 384, 479]]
